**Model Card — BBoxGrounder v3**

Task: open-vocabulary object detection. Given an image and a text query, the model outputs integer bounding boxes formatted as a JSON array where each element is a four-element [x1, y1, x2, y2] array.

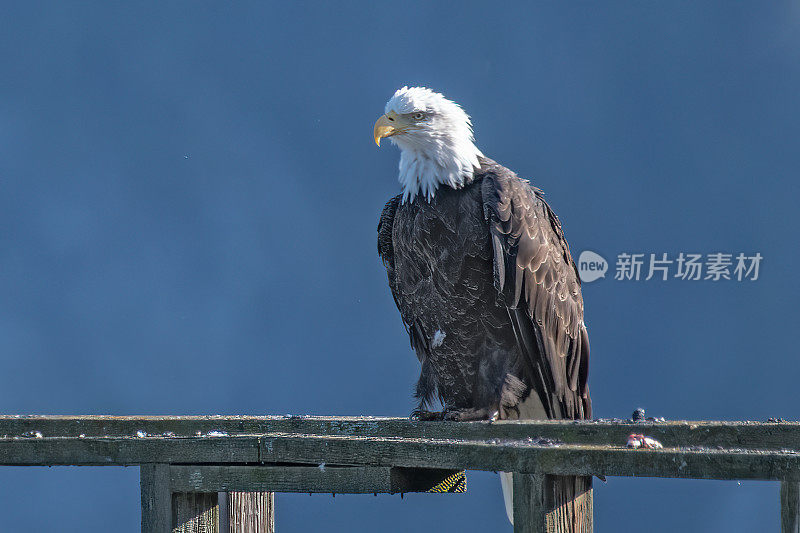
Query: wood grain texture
[[546, 476, 592, 533], [513, 474, 592, 533], [141, 464, 171, 533], [173, 492, 218, 533], [782, 481, 800, 533], [227, 493, 273, 533]]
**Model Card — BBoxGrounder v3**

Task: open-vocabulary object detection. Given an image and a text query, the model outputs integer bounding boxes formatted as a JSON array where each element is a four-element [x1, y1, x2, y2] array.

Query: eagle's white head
[[374, 86, 483, 203]]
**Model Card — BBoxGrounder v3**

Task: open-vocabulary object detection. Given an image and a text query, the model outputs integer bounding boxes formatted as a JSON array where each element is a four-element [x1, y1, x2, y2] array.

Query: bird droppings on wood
[[20, 431, 43, 439], [677, 445, 800, 456], [591, 416, 668, 424], [525, 437, 562, 447]]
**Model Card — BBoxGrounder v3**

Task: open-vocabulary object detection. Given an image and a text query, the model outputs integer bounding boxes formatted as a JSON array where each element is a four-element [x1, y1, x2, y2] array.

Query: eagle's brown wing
[[480, 161, 591, 419]]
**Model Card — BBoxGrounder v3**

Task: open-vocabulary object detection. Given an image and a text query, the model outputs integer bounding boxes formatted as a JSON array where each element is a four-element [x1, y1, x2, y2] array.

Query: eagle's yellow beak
[[374, 113, 398, 146]]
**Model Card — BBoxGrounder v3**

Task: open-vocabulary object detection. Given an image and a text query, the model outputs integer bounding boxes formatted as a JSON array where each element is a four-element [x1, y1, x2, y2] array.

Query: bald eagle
[[375, 87, 592, 523]]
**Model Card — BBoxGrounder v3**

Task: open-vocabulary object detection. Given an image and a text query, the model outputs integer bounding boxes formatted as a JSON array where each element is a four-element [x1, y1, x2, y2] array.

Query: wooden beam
[[257, 433, 800, 481], [782, 481, 800, 533], [141, 464, 171, 533], [169, 465, 465, 494], [0, 432, 798, 481], [0, 435, 260, 465], [2, 416, 800, 452], [171, 464, 392, 493]]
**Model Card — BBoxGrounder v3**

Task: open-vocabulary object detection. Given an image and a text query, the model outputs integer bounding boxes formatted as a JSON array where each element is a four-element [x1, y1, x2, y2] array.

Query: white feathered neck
[[385, 87, 483, 203]]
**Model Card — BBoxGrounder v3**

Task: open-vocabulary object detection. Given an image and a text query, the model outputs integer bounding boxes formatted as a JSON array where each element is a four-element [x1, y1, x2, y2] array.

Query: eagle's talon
[[443, 410, 462, 421], [410, 409, 445, 421], [442, 407, 499, 422]]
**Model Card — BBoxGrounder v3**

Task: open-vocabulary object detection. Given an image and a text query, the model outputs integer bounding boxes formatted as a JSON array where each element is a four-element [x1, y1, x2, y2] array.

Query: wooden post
[[141, 464, 171, 533], [226, 492, 274, 532], [782, 481, 800, 533], [513, 473, 547, 533], [513, 474, 592, 533]]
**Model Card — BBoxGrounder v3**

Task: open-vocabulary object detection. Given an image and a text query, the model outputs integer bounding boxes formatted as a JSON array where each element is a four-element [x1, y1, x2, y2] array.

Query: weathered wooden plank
[[141, 464, 171, 533], [0, 436, 260, 466], [1, 416, 800, 452], [0, 432, 799, 480], [227, 492, 273, 533], [173, 492, 218, 533], [173, 465, 391, 493], [1, 431, 798, 481], [169, 465, 464, 493], [547, 476, 592, 533], [258, 433, 800, 481], [1, 424, 799, 481], [782, 481, 800, 533]]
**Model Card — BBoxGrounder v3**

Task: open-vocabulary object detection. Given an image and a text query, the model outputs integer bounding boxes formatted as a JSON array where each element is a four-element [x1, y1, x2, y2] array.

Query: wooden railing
[[0, 415, 798, 532]]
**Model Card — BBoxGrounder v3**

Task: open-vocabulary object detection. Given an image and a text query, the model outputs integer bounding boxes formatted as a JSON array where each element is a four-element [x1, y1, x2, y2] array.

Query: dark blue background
[[1, 2, 797, 531]]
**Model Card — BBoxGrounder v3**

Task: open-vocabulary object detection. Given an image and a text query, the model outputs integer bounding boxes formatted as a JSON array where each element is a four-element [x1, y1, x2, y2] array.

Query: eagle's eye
[[414, 112, 425, 120]]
